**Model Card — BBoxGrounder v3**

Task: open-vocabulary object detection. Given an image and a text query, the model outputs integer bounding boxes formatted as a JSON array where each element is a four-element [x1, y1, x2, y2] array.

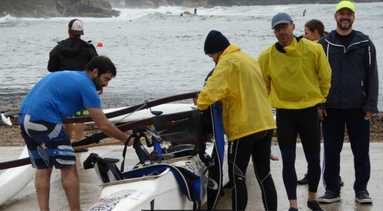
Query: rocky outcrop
[[122, 0, 382, 8], [0, 0, 120, 18], [1, 0, 381, 17]]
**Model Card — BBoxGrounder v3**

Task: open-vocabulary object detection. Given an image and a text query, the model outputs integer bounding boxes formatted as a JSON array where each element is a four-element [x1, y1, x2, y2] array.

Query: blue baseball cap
[[271, 13, 293, 29]]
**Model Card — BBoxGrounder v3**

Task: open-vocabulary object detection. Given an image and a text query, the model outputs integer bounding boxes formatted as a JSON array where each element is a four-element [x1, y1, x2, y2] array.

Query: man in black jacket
[[317, 1, 379, 205], [48, 19, 98, 143]]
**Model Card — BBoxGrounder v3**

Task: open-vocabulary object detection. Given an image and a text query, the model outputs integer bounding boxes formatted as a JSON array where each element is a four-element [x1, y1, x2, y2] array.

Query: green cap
[[336, 1, 355, 13]]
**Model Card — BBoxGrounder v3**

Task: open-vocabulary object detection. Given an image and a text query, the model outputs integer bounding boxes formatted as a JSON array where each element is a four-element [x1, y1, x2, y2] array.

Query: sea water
[[0, 3, 382, 111]]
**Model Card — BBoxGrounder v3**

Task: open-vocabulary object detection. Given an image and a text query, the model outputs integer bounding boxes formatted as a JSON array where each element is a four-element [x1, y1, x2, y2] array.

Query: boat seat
[[162, 144, 195, 158], [83, 153, 123, 183]]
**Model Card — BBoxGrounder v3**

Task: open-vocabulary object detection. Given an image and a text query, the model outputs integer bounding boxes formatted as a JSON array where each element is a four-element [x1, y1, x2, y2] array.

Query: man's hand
[[318, 108, 327, 121], [365, 111, 374, 119], [124, 136, 133, 146]]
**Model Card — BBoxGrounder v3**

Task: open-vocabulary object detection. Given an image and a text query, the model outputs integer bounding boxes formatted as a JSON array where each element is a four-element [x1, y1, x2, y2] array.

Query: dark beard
[[92, 76, 102, 91]]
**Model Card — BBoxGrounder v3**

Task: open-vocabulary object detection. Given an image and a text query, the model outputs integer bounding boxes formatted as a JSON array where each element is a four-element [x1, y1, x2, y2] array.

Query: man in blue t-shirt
[[19, 56, 131, 211]]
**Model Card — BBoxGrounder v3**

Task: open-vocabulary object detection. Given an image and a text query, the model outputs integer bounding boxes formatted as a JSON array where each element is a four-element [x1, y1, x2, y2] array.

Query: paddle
[[63, 91, 199, 124], [0, 142, 123, 170]]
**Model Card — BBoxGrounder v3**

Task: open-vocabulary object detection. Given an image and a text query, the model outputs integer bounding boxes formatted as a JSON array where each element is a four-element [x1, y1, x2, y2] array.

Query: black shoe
[[339, 177, 344, 187], [288, 207, 298, 211], [318, 190, 341, 203], [297, 174, 308, 185], [307, 200, 323, 211], [355, 190, 373, 204]]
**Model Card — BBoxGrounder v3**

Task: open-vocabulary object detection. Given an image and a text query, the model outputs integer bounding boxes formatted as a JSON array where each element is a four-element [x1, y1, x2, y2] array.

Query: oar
[[63, 91, 199, 123], [0, 141, 122, 170], [72, 141, 123, 150]]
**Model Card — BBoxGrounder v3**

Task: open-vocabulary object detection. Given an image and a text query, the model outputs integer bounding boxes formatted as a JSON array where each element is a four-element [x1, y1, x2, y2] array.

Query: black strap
[[120, 133, 136, 172], [153, 115, 167, 131], [191, 110, 202, 157]]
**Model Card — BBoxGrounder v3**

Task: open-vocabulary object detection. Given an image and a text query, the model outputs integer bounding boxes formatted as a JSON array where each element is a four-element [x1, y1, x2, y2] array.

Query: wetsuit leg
[[252, 129, 278, 211], [276, 109, 298, 200], [228, 137, 252, 210], [297, 106, 321, 194]]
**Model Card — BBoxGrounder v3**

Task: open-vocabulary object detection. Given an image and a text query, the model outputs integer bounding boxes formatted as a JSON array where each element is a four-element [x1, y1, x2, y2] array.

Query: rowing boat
[[0, 103, 212, 207], [84, 103, 228, 210]]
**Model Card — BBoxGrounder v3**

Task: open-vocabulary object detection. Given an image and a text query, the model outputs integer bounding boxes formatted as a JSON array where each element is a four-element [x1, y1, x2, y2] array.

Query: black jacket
[[318, 30, 379, 113], [47, 38, 98, 72]]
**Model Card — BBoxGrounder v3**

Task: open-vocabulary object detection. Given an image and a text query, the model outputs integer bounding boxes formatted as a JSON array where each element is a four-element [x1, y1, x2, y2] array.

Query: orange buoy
[[97, 42, 103, 47]]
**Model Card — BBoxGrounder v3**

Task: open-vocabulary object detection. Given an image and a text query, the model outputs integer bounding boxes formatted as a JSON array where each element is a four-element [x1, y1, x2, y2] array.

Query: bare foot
[[270, 153, 279, 161]]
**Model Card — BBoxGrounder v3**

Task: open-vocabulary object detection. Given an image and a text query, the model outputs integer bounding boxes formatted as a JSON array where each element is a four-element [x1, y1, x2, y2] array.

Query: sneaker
[[297, 174, 308, 185], [318, 191, 341, 203], [307, 200, 323, 211], [355, 190, 373, 204]]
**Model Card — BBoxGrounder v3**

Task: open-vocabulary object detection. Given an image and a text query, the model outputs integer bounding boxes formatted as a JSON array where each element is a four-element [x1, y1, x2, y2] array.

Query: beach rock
[[0, 0, 119, 18]]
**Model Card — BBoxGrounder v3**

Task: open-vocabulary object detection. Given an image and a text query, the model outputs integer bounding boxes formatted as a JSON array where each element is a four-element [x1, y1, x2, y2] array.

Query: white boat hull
[[89, 139, 229, 211], [99, 104, 196, 124], [90, 156, 207, 211], [1, 113, 12, 126], [0, 146, 36, 206]]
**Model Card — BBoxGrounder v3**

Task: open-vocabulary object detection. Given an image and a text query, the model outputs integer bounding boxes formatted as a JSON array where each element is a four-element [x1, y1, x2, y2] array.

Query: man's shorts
[[19, 114, 76, 169]]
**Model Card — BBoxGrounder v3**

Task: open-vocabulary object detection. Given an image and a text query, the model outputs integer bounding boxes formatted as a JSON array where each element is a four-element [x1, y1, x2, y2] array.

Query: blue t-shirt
[[20, 71, 101, 124]]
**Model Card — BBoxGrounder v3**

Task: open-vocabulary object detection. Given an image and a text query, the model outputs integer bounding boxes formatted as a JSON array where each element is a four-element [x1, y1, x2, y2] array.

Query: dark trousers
[[276, 106, 321, 200], [228, 130, 277, 211], [322, 108, 371, 194]]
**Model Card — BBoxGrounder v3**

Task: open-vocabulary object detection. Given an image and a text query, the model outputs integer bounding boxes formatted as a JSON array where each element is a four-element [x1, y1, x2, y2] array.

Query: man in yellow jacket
[[258, 13, 332, 211], [197, 30, 277, 211]]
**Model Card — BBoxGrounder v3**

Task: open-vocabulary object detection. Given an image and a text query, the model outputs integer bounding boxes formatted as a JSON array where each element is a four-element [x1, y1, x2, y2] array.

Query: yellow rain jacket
[[197, 45, 276, 141], [258, 37, 331, 109]]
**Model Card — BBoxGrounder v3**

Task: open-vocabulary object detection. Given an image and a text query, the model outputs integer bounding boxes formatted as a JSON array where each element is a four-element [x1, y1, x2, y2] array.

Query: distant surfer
[[194, 8, 197, 15], [303, 9, 307, 16]]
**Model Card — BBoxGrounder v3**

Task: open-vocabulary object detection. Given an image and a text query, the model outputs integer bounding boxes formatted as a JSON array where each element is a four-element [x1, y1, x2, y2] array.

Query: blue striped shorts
[[19, 114, 76, 169]]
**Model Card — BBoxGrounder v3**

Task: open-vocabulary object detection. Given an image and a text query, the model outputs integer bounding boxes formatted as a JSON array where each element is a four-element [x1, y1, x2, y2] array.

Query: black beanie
[[204, 30, 230, 54]]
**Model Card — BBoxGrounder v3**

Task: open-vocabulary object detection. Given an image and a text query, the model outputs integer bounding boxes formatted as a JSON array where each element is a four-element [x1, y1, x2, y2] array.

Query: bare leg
[[270, 153, 279, 161], [308, 191, 317, 201], [64, 123, 73, 140], [73, 123, 84, 141], [61, 165, 81, 211], [35, 168, 53, 211], [289, 199, 298, 209]]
